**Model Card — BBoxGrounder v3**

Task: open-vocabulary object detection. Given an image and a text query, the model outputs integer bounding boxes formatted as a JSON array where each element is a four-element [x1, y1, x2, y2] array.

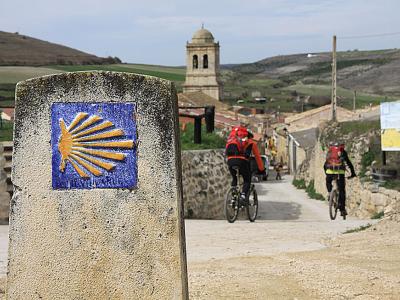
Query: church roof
[[191, 28, 214, 44]]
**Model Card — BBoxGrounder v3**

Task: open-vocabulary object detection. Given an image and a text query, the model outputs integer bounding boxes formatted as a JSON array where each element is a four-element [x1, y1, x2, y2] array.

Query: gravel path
[[186, 175, 373, 263]]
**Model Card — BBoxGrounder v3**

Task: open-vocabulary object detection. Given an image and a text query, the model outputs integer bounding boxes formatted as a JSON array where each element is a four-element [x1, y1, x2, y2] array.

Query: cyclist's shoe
[[340, 209, 347, 217], [239, 193, 248, 206]]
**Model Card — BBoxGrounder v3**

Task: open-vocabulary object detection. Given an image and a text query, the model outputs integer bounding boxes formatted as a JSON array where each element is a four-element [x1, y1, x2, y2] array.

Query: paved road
[[185, 175, 375, 264]]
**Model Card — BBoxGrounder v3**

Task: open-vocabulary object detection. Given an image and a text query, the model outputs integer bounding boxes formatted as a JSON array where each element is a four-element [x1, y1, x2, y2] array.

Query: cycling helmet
[[329, 141, 340, 146]]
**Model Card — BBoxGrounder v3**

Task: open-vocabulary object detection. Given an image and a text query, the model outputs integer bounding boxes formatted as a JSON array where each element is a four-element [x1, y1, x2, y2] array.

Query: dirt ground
[[188, 220, 400, 300], [1, 220, 397, 299]]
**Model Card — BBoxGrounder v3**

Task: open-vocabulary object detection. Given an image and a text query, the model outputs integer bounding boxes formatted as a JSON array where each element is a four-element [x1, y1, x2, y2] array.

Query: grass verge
[[292, 178, 325, 200], [292, 178, 306, 189], [305, 180, 325, 201], [344, 223, 372, 234]]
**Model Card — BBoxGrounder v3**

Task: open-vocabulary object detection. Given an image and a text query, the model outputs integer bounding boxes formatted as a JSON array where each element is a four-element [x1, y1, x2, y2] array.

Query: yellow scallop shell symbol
[[58, 112, 134, 178]]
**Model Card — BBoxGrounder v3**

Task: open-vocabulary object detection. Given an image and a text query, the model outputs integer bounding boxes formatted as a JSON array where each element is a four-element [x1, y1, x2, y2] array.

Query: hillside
[[223, 49, 400, 97], [0, 31, 120, 66], [1, 44, 399, 113]]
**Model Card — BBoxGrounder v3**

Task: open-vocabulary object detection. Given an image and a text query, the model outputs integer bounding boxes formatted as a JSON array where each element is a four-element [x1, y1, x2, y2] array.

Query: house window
[[193, 55, 198, 69], [203, 54, 208, 69]]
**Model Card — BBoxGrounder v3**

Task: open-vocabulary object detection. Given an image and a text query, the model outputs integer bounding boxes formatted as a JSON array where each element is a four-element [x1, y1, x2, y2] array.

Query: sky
[[1, 0, 400, 66]]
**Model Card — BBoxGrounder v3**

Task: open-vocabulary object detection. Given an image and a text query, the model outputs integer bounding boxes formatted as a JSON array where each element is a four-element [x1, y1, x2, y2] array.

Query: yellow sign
[[381, 128, 400, 151], [381, 102, 400, 151]]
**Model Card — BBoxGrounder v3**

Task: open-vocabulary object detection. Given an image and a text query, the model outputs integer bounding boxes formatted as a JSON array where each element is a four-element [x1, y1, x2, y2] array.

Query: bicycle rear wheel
[[247, 185, 258, 222], [225, 187, 239, 223], [329, 190, 338, 220]]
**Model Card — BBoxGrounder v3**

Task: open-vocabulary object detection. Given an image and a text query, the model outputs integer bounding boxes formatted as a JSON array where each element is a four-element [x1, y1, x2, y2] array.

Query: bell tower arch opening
[[203, 54, 208, 69], [193, 55, 198, 69]]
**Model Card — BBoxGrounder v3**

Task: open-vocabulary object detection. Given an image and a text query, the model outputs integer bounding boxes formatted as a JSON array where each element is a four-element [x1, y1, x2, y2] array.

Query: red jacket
[[227, 139, 265, 172]]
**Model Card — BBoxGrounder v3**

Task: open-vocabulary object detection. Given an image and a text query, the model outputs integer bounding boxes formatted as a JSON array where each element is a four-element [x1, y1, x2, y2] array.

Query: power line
[[339, 31, 400, 39]]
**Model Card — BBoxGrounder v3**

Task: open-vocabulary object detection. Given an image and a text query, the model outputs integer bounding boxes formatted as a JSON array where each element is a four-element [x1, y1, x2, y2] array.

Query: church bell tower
[[183, 26, 223, 100]]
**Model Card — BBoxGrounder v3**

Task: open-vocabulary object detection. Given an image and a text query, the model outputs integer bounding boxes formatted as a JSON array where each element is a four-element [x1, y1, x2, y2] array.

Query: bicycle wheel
[[329, 190, 338, 220], [225, 187, 239, 223], [247, 185, 258, 222]]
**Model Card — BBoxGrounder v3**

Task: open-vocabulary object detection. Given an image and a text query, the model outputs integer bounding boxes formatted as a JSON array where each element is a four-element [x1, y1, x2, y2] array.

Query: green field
[[51, 64, 185, 82], [0, 64, 186, 108], [0, 66, 61, 84]]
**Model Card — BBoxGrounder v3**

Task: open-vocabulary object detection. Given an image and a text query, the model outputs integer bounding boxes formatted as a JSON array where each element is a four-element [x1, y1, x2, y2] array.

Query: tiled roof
[[285, 104, 356, 123]]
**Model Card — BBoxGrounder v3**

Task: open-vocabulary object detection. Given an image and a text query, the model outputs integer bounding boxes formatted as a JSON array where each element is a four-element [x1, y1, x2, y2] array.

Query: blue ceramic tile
[[51, 102, 137, 189]]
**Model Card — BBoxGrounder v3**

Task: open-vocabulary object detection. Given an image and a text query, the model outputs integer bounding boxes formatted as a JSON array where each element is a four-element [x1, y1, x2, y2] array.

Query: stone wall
[[297, 127, 400, 220], [181, 149, 229, 219], [0, 143, 10, 224]]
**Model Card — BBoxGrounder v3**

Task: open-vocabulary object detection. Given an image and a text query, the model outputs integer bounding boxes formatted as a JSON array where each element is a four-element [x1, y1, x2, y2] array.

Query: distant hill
[[0, 31, 120, 66], [223, 49, 400, 96]]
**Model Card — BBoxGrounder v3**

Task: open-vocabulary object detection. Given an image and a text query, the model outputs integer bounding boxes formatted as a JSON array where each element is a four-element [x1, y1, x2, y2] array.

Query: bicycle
[[328, 174, 341, 220], [225, 166, 258, 223], [329, 174, 355, 220]]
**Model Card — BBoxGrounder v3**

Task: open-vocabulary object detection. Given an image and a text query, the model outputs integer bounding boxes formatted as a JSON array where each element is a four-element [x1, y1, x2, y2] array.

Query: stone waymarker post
[[7, 72, 188, 299]]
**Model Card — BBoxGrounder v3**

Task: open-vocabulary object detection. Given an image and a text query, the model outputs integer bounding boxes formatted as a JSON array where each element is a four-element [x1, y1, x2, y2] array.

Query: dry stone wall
[[297, 128, 400, 220], [181, 149, 229, 219]]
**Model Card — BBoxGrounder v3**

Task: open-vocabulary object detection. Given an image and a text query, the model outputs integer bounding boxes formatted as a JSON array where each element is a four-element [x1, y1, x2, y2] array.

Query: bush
[[360, 151, 375, 177], [382, 179, 400, 191], [0, 120, 13, 141], [371, 211, 384, 219], [180, 123, 226, 150]]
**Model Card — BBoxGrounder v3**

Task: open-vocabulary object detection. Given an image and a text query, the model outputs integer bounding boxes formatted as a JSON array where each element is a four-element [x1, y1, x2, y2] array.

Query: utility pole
[[353, 90, 357, 111], [331, 35, 337, 122]]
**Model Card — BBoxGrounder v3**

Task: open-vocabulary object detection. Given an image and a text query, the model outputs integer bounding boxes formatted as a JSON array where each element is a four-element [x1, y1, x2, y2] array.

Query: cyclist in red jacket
[[225, 125, 265, 205], [324, 142, 356, 216]]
